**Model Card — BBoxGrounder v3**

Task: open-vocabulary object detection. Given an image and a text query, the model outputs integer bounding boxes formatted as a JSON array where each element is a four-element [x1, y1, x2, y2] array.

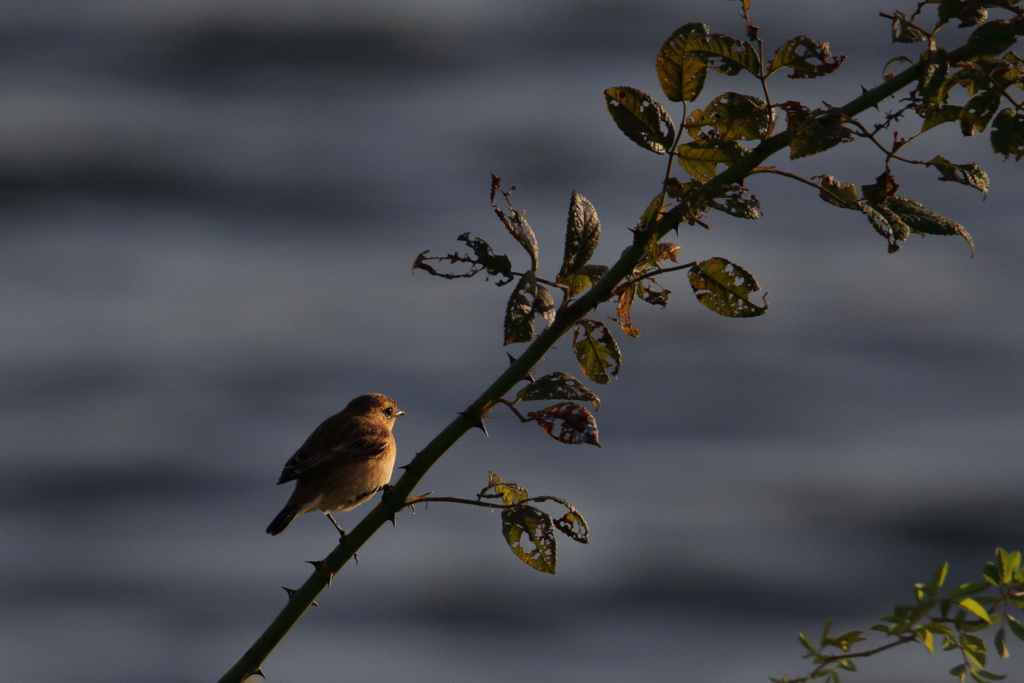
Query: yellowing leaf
[[688, 257, 768, 317], [572, 319, 621, 384], [501, 505, 557, 573]]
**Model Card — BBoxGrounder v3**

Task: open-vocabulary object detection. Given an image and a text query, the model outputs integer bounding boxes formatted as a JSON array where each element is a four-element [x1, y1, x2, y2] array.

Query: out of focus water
[[2, 1, 1024, 682]]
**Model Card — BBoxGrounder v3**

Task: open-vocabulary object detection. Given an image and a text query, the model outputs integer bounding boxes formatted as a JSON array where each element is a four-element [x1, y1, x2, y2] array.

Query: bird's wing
[[276, 420, 390, 484]]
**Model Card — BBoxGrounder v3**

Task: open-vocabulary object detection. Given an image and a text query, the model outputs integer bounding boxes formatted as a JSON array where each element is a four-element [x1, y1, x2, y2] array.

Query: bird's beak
[[396, 410, 407, 417]]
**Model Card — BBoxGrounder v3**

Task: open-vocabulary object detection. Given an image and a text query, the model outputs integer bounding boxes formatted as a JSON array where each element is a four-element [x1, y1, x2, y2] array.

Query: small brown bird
[[266, 393, 404, 536]]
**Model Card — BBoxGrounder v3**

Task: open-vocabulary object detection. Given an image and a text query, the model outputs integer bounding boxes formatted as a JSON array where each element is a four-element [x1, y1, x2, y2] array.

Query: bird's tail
[[266, 505, 300, 536]]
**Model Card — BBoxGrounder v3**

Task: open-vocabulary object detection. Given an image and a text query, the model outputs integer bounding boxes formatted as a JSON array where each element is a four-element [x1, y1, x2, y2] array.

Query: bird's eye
[[383, 407, 393, 417]]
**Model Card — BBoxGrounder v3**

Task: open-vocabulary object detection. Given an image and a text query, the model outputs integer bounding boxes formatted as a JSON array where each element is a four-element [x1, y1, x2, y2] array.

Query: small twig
[[786, 635, 917, 683], [492, 397, 533, 423], [619, 262, 698, 290], [749, 168, 859, 209]]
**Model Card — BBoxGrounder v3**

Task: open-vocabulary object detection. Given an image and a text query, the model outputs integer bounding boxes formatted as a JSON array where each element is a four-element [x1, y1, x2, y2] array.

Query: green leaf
[[932, 561, 951, 591], [768, 36, 846, 78], [656, 22, 711, 102], [948, 581, 993, 599], [573, 319, 621, 384], [859, 204, 910, 254], [918, 626, 936, 655], [926, 156, 989, 196], [965, 19, 1023, 61], [951, 663, 968, 682], [974, 670, 1007, 682], [999, 548, 1022, 582], [676, 139, 748, 181], [960, 90, 1002, 135], [688, 257, 768, 317], [1005, 615, 1024, 641], [501, 505, 557, 573], [685, 92, 772, 141], [798, 632, 818, 655], [557, 191, 602, 283], [884, 196, 975, 256], [991, 108, 1024, 160], [694, 33, 762, 77], [559, 273, 593, 298], [813, 175, 859, 209], [604, 86, 676, 154], [892, 10, 928, 43], [517, 371, 601, 410], [527, 401, 601, 447], [996, 626, 1009, 659], [504, 271, 537, 345], [959, 597, 993, 623], [919, 49, 950, 105], [485, 471, 530, 505], [490, 175, 539, 271], [921, 105, 965, 132]]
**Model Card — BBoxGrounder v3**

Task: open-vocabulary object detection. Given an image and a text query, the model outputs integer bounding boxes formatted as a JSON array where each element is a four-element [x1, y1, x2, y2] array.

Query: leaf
[[573, 319, 621, 384], [860, 203, 910, 253], [685, 92, 772, 141], [996, 626, 1009, 659], [931, 561, 951, 592], [485, 472, 530, 505], [559, 273, 593, 298], [919, 627, 936, 656], [960, 90, 1002, 135], [692, 33, 761, 77], [918, 49, 950, 105], [861, 170, 900, 205], [504, 272, 537, 345], [558, 191, 602, 282], [688, 257, 768, 317], [656, 22, 711, 102], [517, 371, 601, 409], [490, 175, 539, 271], [527, 401, 601, 447], [412, 233, 515, 285], [892, 11, 928, 43], [616, 282, 641, 338], [533, 284, 556, 326], [948, 581, 993, 599], [965, 19, 1022, 61], [544, 498, 590, 543], [927, 155, 990, 195], [884, 196, 975, 256], [920, 105, 965, 132], [768, 36, 846, 78], [991, 108, 1024, 160], [676, 139, 748, 181], [782, 102, 855, 159], [999, 548, 1022, 582], [813, 175, 859, 208], [604, 86, 676, 154], [1006, 615, 1024, 641], [959, 597, 993, 623], [501, 505, 557, 573], [707, 184, 761, 219]]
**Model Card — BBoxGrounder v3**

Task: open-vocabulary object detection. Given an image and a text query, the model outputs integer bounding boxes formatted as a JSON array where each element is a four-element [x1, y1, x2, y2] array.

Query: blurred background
[[2, 0, 1023, 681]]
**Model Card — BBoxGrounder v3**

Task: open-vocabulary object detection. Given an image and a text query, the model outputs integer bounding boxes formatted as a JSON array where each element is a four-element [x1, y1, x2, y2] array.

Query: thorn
[[398, 462, 413, 471], [246, 667, 266, 680], [388, 511, 398, 528], [305, 559, 338, 587], [282, 586, 318, 607], [459, 411, 489, 436]]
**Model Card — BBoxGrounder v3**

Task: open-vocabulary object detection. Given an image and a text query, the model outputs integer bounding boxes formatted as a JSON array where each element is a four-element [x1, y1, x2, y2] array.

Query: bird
[[266, 393, 404, 537]]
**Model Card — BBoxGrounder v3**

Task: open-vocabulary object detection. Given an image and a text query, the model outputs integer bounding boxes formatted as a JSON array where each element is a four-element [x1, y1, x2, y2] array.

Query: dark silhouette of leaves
[[782, 102, 854, 159], [685, 92, 772, 141], [676, 139, 748, 180], [527, 401, 601, 447], [768, 36, 846, 78], [891, 11, 927, 43], [688, 258, 768, 317], [412, 233, 514, 285], [504, 272, 537, 345], [885, 196, 975, 255], [927, 156, 990, 195], [557, 191, 602, 291], [992, 108, 1024, 160]]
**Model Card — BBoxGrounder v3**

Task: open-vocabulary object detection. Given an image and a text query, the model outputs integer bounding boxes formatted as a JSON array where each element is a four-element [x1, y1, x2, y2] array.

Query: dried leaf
[[768, 36, 846, 78], [859, 203, 910, 253], [616, 281, 641, 338], [490, 175, 539, 271], [604, 86, 676, 154], [517, 371, 601, 409], [504, 272, 537, 345], [707, 184, 761, 219], [501, 505, 557, 573], [557, 190, 602, 285], [573, 319, 621, 384], [782, 103, 854, 159], [411, 233, 514, 285], [545, 498, 589, 543], [527, 401, 601, 447], [688, 257, 768, 317]]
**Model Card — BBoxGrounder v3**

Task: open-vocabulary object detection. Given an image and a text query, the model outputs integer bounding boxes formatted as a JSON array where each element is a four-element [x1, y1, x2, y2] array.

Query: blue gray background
[[2, 1, 1023, 681]]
